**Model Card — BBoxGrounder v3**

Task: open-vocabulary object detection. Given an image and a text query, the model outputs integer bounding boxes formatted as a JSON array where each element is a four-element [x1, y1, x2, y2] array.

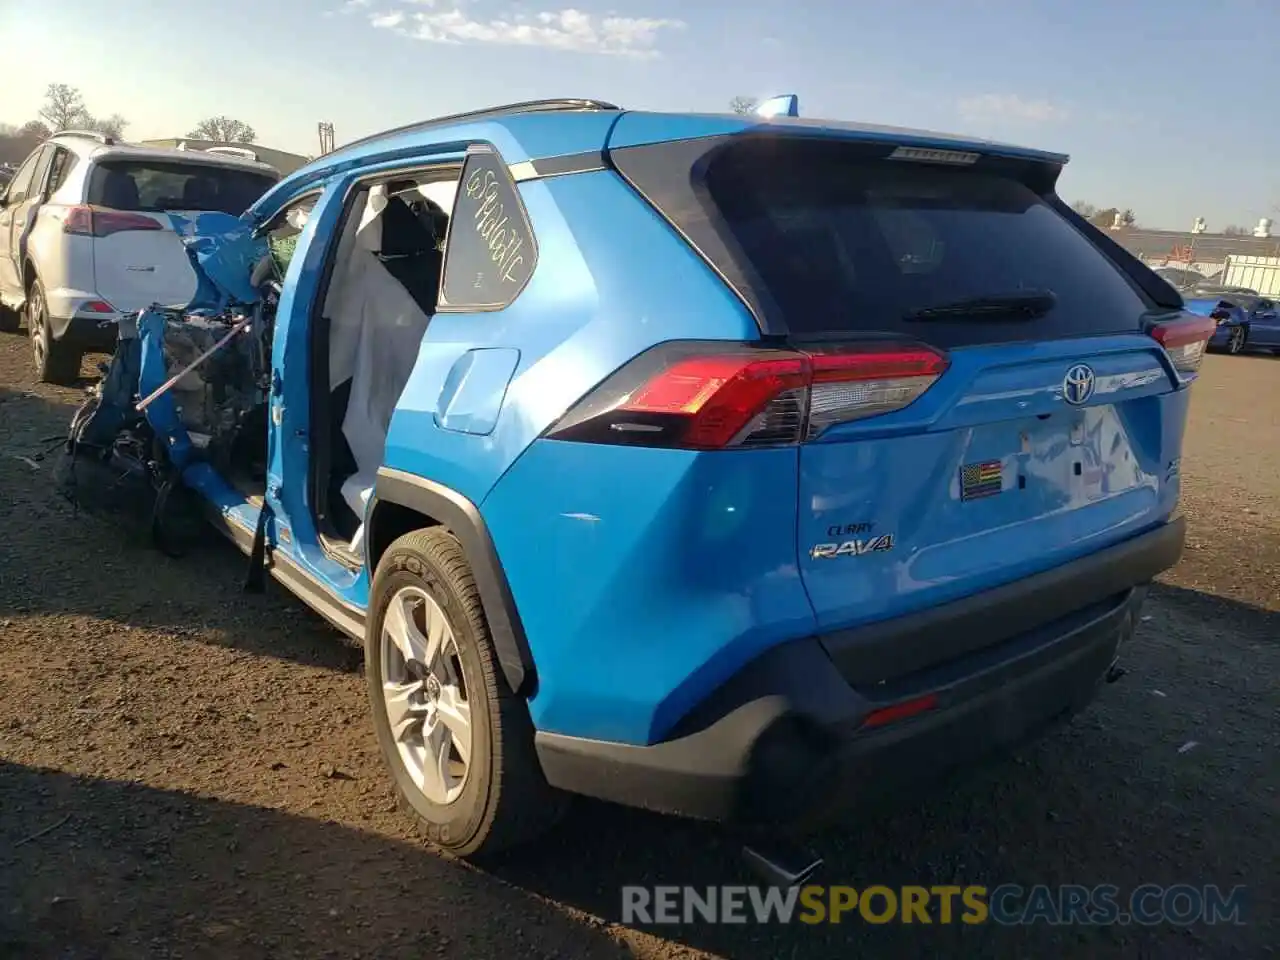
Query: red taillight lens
[[545, 340, 949, 450], [1149, 314, 1215, 376], [81, 300, 114, 314], [63, 205, 164, 238]]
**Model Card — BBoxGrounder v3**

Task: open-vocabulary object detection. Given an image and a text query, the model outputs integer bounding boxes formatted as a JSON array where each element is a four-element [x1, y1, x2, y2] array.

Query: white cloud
[[325, 0, 372, 16], [362, 3, 685, 58], [957, 93, 1067, 123]]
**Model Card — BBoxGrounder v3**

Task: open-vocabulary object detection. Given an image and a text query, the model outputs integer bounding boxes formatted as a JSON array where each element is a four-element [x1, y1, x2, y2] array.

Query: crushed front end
[[57, 212, 275, 555]]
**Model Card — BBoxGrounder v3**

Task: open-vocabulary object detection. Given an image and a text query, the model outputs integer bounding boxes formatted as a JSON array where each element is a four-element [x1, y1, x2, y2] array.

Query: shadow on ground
[[0, 761, 630, 960], [0, 386, 360, 674]]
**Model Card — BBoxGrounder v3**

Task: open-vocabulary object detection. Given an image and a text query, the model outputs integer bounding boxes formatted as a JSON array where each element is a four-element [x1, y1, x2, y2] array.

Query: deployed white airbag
[[325, 185, 432, 531]]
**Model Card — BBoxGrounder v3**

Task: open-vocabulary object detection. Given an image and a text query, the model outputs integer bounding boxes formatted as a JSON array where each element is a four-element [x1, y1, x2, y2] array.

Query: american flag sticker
[[960, 459, 1004, 500]]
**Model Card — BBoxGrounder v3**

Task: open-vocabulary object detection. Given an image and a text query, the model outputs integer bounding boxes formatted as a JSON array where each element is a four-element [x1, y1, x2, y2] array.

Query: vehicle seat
[[100, 170, 139, 210], [377, 196, 443, 316], [182, 176, 214, 209]]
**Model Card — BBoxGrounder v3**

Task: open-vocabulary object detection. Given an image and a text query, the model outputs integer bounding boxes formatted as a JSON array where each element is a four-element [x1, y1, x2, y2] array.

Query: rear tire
[[1227, 325, 1247, 355], [366, 527, 564, 858], [28, 278, 82, 384]]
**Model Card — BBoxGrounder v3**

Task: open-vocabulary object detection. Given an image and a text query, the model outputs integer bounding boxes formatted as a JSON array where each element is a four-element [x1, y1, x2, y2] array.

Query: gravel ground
[[0, 334, 1276, 960]]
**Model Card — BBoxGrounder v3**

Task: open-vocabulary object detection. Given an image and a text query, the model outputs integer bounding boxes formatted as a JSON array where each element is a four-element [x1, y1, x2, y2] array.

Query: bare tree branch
[[187, 116, 257, 144]]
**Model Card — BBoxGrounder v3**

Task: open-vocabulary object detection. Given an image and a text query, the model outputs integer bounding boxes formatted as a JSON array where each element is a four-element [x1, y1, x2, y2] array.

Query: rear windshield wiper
[[903, 290, 1057, 323]]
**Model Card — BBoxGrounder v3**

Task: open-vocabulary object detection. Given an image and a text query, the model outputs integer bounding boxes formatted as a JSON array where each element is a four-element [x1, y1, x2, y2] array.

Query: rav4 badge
[[809, 534, 895, 559]]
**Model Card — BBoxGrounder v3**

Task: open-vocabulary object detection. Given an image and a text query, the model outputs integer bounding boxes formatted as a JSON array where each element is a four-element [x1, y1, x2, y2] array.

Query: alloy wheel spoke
[[419, 721, 454, 801], [434, 686, 472, 766], [384, 592, 431, 668], [383, 679, 428, 742]]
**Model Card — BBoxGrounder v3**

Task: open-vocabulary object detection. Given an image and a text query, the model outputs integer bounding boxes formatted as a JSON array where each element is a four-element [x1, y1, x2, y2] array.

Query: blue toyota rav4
[[64, 97, 1209, 859]]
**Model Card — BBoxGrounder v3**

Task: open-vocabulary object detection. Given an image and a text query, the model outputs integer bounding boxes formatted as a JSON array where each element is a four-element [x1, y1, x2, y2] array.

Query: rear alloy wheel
[[366, 528, 564, 858], [28, 278, 82, 384], [1227, 325, 1247, 355]]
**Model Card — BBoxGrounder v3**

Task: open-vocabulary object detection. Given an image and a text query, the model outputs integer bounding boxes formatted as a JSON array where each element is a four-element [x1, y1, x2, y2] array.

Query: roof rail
[[338, 98, 621, 152], [54, 129, 116, 146]]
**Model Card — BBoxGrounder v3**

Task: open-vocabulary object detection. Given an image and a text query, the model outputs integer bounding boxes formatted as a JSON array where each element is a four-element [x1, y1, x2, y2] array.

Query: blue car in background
[[1184, 286, 1280, 354], [62, 96, 1212, 862]]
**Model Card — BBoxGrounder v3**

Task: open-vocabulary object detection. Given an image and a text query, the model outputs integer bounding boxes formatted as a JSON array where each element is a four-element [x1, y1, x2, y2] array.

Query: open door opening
[[305, 168, 460, 565]]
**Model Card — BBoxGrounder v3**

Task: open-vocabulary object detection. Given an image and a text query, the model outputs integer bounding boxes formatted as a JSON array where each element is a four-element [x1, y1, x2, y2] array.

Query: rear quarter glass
[[611, 134, 1155, 348]]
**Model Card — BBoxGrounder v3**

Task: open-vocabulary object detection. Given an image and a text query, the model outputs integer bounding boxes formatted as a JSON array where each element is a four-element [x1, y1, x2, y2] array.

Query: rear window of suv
[[87, 160, 277, 216], [613, 135, 1153, 347]]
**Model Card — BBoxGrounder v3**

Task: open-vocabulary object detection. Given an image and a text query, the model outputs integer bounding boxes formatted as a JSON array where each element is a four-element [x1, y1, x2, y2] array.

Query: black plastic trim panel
[[527, 151, 607, 178], [820, 518, 1185, 687], [367, 468, 535, 696]]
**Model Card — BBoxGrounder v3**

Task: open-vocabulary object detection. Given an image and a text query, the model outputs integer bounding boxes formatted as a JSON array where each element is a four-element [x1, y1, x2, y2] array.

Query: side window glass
[[30, 147, 54, 199], [439, 145, 536, 311], [266, 194, 319, 279], [4, 150, 43, 204], [46, 149, 77, 196]]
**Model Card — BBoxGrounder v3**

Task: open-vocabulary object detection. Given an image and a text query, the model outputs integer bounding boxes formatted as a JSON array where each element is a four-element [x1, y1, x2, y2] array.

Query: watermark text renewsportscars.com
[[621, 884, 1248, 926]]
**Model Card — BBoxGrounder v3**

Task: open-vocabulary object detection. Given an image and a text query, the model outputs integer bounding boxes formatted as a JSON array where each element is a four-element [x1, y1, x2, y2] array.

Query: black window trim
[[43, 147, 77, 199], [435, 142, 539, 314]]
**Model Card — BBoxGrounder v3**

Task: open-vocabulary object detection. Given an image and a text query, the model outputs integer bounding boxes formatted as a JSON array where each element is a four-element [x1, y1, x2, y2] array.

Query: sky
[[2, 0, 1278, 231]]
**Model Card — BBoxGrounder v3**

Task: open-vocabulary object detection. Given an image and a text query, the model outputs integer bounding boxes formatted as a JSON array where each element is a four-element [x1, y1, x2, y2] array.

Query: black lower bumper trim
[[821, 517, 1184, 687], [535, 520, 1183, 829], [53, 315, 119, 350]]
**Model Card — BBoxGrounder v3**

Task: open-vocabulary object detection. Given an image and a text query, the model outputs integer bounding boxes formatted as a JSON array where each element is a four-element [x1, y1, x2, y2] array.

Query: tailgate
[[797, 336, 1185, 631], [92, 209, 199, 312], [85, 157, 276, 312], [608, 128, 1207, 662]]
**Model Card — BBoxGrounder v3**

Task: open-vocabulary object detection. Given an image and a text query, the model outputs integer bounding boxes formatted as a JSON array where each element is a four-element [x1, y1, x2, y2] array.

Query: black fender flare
[[366, 467, 535, 697]]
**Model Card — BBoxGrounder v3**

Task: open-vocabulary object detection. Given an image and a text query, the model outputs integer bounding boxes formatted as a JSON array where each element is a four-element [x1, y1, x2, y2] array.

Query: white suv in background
[[0, 131, 279, 382]]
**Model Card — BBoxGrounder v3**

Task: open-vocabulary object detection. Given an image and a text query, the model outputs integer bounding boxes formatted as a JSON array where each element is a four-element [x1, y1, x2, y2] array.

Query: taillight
[[1149, 315, 1215, 376], [544, 340, 949, 450], [64, 205, 164, 238]]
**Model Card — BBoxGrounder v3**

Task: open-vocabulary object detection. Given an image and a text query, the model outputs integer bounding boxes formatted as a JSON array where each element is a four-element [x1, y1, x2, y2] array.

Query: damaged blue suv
[[63, 97, 1208, 858]]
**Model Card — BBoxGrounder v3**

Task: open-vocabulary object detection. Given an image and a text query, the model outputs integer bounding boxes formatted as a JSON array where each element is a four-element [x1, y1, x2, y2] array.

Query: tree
[[38, 83, 86, 132], [83, 113, 128, 139], [1120, 208, 1136, 227], [0, 119, 54, 166], [1222, 224, 1249, 236], [1088, 207, 1121, 229], [1071, 201, 1099, 219], [187, 116, 256, 144], [729, 96, 758, 116]]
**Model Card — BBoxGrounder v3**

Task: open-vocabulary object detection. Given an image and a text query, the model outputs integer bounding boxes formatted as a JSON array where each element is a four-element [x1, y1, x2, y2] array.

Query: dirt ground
[[0, 333, 1276, 960]]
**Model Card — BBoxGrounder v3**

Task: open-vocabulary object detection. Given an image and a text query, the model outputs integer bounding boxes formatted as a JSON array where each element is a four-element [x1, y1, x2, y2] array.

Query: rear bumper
[[535, 517, 1184, 828], [51, 314, 119, 350]]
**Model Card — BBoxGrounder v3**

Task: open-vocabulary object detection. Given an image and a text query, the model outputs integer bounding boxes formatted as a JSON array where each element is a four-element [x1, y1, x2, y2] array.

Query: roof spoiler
[[203, 145, 260, 161]]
